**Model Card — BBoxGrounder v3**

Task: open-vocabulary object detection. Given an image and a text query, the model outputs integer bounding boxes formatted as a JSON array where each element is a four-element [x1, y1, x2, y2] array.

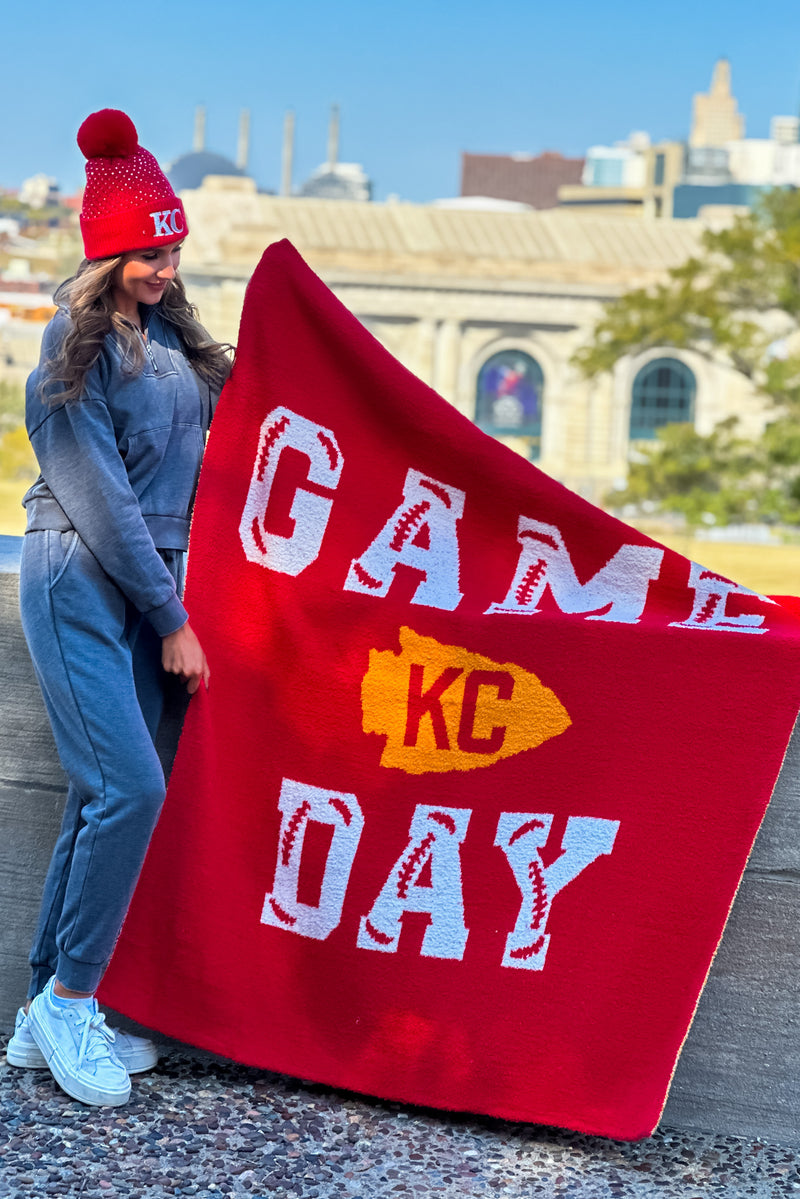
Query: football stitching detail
[[352, 561, 383, 590], [281, 800, 311, 866], [251, 516, 267, 556], [397, 831, 435, 899], [269, 896, 296, 926], [508, 819, 546, 847], [516, 559, 546, 606], [390, 501, 430, 552], [257, 414, 290, 481], [328, 796, 352, 826], [695, 593, 722, 624], [364, 918, 394, 945], [519, 529, 559, 551], [316, 430, 339, 471], [419, 479, 451, 508]]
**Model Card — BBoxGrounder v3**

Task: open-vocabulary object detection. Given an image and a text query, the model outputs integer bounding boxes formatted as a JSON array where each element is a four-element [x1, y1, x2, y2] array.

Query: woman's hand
[[162, 622, 210, 694]]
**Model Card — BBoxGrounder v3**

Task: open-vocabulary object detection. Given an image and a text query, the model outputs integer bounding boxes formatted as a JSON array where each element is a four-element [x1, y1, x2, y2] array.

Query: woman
[[5, 109, 231, 1107]]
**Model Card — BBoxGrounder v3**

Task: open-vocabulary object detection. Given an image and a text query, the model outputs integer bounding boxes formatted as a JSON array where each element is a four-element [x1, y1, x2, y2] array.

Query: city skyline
[[2, 0, 800, 203]]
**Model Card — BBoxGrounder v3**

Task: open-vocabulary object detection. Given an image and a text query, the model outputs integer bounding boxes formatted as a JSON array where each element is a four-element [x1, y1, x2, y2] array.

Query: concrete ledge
[[1, 561, 798, 1143]]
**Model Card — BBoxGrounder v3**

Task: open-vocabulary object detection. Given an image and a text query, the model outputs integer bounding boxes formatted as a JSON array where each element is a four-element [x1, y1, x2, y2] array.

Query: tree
[[609, 417, 800, 528], [574, 190, 800, 525]]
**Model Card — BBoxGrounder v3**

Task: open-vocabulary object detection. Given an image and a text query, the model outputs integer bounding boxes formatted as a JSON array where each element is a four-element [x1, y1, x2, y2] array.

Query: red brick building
[[460, 151, 585, 209]]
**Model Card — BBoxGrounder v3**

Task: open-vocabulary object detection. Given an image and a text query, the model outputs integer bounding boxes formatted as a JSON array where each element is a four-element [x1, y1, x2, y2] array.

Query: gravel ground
[[2, 1034, 800, 1199]]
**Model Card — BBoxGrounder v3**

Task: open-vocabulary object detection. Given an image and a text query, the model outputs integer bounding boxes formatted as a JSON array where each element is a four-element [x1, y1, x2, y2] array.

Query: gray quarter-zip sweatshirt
[[23, 306, 214, 637]]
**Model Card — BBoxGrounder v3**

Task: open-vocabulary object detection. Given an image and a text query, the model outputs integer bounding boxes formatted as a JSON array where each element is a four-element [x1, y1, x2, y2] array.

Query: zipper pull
[[141, 330, 158, 373]]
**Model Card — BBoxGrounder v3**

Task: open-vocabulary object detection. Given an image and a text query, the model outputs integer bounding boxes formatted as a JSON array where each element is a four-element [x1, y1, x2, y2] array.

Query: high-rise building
[[689, 59, 745, 148], [770, 116, 800, 147]]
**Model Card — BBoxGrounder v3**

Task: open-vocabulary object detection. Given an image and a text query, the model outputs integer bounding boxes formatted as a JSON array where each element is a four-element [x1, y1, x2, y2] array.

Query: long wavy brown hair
[[43, 256, 233, 402]]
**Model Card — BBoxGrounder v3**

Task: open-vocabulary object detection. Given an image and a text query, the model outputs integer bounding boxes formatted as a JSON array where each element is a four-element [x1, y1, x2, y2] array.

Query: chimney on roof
[[193, 106, 206, 153], [236, 109, 250, 171], [327, 103, 340, 168], [281, 109, 295, 197]]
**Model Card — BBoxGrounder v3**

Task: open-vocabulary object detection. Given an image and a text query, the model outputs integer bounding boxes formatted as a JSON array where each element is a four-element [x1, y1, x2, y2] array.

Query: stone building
[[178, 180, 768, 502]]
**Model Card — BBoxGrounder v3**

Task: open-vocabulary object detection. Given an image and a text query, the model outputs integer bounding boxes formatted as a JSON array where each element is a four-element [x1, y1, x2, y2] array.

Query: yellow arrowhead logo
[[361, 626, 571, 774]]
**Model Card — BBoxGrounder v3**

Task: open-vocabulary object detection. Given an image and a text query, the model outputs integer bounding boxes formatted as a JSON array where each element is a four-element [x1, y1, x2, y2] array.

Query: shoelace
[[68, 1006, 119, 1067]]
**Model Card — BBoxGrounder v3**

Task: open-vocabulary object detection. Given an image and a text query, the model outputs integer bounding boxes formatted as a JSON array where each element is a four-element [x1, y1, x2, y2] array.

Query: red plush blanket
[[100, 240, 800, 1140]]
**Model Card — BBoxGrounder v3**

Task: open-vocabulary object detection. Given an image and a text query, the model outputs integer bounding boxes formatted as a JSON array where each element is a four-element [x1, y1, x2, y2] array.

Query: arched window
[[630, 358, 696, 439], [476, 350, 543, 456]]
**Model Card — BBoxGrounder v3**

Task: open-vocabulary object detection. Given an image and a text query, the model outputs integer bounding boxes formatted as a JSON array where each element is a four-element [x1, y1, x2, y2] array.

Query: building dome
[[166, 151, 246, 192], [298, 162, 372, 202]]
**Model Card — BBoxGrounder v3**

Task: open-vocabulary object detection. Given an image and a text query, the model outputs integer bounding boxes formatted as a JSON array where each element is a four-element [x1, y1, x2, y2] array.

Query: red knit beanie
[[77, 109, 188, 260]]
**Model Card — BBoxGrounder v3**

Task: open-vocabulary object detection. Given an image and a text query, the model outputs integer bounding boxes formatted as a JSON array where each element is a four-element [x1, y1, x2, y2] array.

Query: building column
[[413, 319, 437, 387], [433, 319, 461, 405]]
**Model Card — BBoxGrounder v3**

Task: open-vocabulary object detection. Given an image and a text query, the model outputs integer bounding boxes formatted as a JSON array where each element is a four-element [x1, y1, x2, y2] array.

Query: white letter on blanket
[[486, 518, 663, 623], [344, 470, 465, 610], [358, 805, 471, 958], [496, 813, 619, 970], [669, 562, 772, 634], [261, 779, 364, 940], [240, 407, 343, 576]]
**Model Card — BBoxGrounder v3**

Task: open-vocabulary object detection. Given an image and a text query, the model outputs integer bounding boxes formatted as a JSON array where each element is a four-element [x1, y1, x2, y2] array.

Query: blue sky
[[2, 0, 799, 202]]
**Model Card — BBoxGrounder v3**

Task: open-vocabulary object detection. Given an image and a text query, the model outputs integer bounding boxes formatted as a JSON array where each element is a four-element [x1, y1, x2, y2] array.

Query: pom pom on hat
[[77, 108, 188, 260], [77, 109, 139, 159]]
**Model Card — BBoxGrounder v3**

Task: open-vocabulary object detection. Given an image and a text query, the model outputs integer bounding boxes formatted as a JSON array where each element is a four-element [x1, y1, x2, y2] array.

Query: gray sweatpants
[[20, 528, 182, 997]]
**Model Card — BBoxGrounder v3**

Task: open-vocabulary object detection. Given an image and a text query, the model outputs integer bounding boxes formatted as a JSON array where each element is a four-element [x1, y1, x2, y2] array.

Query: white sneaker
[[26, 979, 131, 1107], [6, 1004, 159, 1074]]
